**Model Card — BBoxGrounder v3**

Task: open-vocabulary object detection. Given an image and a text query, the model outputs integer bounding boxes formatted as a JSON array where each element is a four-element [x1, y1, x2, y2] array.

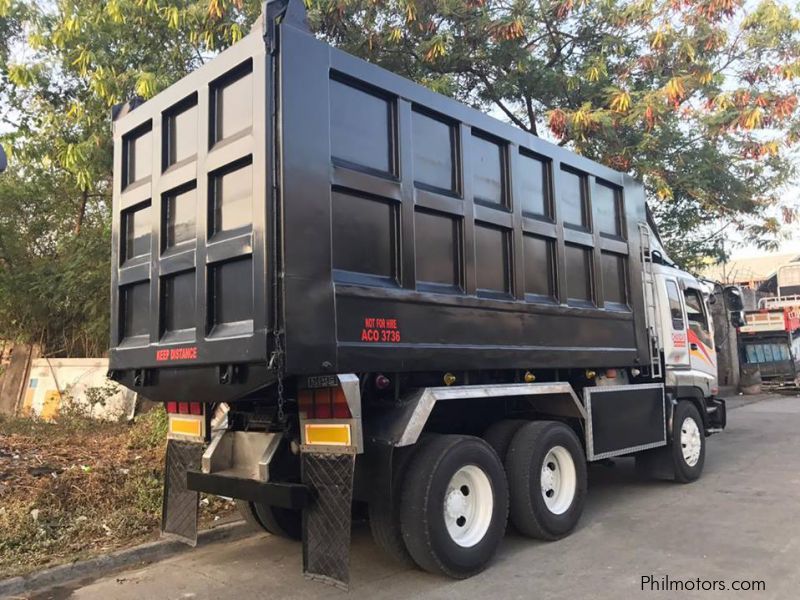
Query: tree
[[2, 0, 799, 354], [306, 0, 800, 269], [0, 0, 259, 355]]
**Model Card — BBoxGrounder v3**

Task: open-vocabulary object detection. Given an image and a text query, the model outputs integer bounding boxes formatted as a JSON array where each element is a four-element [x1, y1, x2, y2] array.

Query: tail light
[[298, 386, 352, 419], [166, 401, 203, 415]]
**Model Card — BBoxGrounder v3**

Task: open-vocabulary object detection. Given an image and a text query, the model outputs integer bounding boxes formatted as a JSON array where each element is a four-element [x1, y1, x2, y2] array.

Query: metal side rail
[[639, 222, 663, 379]]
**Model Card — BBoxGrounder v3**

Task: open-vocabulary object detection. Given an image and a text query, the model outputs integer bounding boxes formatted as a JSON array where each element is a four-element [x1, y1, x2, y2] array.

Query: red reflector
[[189, 402, 202, 415], [178, 402, 189, 415], [315, 398, 332, 419], [166, 401, 178, 414], [297, 386, 352, 419]]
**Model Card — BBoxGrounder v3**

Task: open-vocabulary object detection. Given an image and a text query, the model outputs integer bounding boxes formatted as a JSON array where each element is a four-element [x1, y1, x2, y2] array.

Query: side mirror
[[723, 285, 744, 312], [0, 145, 7, 174], [730, 310, 746, 329]]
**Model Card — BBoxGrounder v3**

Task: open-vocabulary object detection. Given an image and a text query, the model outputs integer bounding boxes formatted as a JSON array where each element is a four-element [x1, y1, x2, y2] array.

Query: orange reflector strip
[[304, 423, 351, 446], [169, 415, 203, 438]]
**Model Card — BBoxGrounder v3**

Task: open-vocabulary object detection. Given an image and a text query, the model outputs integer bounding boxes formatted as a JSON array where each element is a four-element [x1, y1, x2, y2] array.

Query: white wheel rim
[[680, 416, 702, 467], [541, 445, 577, 515], [443, 465, 494, 548]]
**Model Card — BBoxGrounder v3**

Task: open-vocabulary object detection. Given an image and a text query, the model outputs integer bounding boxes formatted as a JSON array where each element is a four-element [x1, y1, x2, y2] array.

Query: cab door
[[683, 286, 717, 381], [663, 278, 690, 368]]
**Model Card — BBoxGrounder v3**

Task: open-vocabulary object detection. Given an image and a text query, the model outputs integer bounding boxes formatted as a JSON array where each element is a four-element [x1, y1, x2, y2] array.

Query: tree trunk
[[75, 189, 88, 235]]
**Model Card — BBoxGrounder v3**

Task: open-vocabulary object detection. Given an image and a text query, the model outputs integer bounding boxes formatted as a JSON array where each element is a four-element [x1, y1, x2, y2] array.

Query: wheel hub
[[680, 416, 702, 467], [540, 446, 577, 515], [443, 465, 494, 548]]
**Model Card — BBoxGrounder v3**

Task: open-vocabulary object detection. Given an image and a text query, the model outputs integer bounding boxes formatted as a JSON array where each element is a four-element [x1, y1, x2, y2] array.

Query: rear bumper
[[186, 471, 309, 509], [705, 397, 727, 433]]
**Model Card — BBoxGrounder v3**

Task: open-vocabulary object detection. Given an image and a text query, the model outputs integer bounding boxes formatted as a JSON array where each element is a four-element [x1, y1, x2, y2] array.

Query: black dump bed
[[109, 1, 649, 403]]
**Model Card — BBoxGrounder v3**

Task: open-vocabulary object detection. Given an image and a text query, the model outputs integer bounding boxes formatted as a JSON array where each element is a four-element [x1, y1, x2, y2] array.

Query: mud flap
[[301, 450, 356, 590], [161, 439, 203, 546]]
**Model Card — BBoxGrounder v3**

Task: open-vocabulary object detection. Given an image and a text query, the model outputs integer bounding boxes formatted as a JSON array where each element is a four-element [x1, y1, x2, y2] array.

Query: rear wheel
[[400, 435, 508, 579], [505, 421, 587, 540], [483, 419, 527, 463], [368, 445, 419, 565], [236, 500, 302, 541]]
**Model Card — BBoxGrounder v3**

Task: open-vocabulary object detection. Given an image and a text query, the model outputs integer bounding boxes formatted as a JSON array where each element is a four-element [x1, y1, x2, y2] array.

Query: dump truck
[[738, 263, 800, 388], [108, 0, 731, 588]]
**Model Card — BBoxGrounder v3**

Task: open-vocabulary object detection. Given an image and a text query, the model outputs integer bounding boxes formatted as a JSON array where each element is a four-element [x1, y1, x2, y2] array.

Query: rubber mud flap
[[161, 439, 203, 546], [302, 451, 356, 590]]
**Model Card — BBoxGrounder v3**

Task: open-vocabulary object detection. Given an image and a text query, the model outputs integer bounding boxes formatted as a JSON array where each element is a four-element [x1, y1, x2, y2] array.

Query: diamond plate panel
[[302, 452, 355, 590], [161, 439, 203, 546]]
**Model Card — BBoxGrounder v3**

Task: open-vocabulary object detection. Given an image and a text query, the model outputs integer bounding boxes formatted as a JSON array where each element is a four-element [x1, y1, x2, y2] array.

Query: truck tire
[[400, 435, 509, 579], [636, 400, 706, 483], [671, 400, 705, 483], [505, 421, 587, 541], [483, 419, 528, 462], [368, 444, 419, 565], [236, 500, 302, 541]]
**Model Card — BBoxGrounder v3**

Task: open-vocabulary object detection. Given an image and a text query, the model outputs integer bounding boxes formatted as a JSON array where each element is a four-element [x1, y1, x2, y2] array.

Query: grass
[[0, 407, 234, 579]]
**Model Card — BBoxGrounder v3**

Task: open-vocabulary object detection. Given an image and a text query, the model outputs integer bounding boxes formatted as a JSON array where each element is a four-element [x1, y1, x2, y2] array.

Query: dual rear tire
[[370, 421, 588, 578], [236, 500, 302, 541]]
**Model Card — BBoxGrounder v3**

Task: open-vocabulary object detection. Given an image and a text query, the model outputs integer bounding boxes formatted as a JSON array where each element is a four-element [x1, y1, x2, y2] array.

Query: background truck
[[108, 0, 729, 588], [738, 263, 800, 388]]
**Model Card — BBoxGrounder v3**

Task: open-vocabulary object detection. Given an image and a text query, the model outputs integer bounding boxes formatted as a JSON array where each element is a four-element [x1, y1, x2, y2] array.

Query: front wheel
[[671, 400, 705, 482], [636, 400, 706, 483], [400, 435, 509, 579]]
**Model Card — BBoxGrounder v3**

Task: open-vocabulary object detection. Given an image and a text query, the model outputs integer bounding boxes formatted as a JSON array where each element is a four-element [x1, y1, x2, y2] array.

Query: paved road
[[36, 394, 800, 599]]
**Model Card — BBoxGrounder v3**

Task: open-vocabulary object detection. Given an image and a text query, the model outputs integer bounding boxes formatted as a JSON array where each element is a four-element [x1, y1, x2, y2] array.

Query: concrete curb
[[0, 520, 252, 599]]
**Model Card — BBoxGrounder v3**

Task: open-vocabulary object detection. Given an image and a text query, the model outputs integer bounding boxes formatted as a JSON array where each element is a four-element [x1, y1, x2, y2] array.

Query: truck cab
[[656, 264, 718, 397], [738, 263, 800, 388]]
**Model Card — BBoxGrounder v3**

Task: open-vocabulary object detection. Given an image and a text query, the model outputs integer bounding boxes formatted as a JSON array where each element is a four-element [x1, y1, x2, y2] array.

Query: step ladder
[[639, 223, 662, 379]]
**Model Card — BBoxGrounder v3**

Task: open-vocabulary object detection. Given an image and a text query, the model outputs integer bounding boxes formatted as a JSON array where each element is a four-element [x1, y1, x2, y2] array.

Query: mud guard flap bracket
[[161, 439, 203, 546], [301, 448, 356, 590]]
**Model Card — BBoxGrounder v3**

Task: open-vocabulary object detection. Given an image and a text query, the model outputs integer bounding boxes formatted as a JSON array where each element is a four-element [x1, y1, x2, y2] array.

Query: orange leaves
[[645, 105, 657, 130], [742, 141, 779, 159], [548, 109, 568, 139], [773, 95, 797, 118], [556, 0, 575, 18], [607, 154, 632, 170], [489, 17, 525, 41], [698, 0, 737, 19]]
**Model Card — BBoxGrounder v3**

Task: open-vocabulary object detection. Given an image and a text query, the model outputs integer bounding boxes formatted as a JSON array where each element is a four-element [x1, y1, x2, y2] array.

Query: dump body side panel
[[280, 24, 649, 375], [109, 30, 273, 402]]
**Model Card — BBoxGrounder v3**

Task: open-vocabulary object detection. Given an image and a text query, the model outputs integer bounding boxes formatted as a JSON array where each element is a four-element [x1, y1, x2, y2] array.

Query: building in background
[[701, 253, 800, 291]]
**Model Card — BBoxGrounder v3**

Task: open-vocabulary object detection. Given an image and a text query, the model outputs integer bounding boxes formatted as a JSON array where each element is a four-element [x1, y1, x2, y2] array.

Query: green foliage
[[127, 406, 169, 451], [1, 0, 799, 357], [0, 0, 261, 356], [307, 0, 800, 267]]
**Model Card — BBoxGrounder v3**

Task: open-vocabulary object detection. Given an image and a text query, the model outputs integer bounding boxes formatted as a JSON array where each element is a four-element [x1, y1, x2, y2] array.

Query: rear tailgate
[[108, 27, 272, 403]]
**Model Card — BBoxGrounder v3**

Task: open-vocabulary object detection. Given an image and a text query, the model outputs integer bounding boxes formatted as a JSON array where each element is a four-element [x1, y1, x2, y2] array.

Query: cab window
[[665, 280, 684, 330], [683, 288, 713, 346]]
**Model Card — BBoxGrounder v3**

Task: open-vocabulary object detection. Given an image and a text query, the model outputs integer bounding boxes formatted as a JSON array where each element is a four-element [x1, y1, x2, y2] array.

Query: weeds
[[0, 408, 233, 579]]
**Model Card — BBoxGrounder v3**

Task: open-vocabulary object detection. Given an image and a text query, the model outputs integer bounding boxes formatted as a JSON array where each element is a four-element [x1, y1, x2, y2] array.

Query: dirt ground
[[0, 409, 234, 579]]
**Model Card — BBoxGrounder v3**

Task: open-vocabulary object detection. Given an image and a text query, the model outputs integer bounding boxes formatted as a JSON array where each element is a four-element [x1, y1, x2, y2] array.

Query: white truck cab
[[655, 263, 718, 397]]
